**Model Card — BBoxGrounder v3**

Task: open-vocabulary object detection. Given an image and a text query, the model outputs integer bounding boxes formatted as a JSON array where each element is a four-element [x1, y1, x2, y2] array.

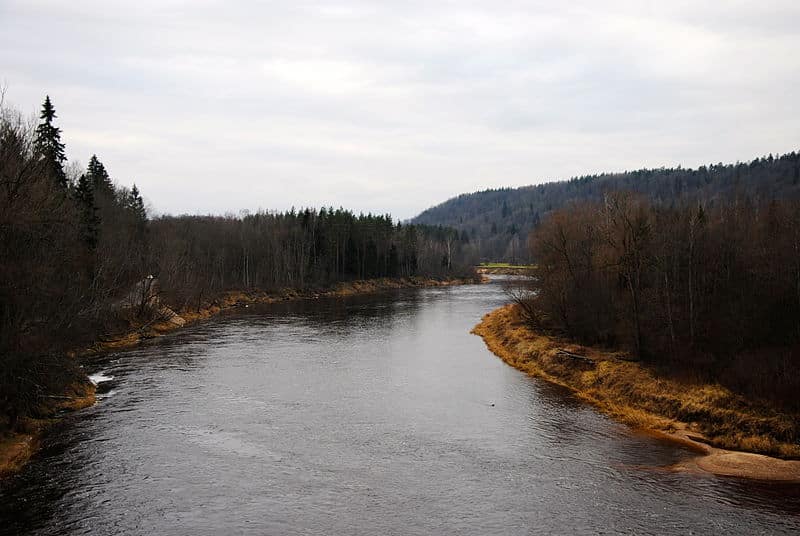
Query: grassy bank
[[472, 303, 800, 481], [476, 263, 536, 276], [2, 275, 480, 478], [0, 379, 95, 478]]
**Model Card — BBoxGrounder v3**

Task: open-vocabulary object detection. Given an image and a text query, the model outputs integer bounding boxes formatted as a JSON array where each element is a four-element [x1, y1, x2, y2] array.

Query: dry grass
[[476, 265, 536, 275], [473, 303, 800, 459], [0, 378, 95, 478], [478, 263, 536, 269], [0, 433, 38, 477]]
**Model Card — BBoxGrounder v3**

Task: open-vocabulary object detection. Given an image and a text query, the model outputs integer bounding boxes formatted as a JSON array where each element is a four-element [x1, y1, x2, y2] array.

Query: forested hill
[[412, 152, 800, 262]]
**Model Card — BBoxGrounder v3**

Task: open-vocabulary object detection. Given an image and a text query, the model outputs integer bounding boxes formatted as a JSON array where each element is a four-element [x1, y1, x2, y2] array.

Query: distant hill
[[411, 151, 800, 262]]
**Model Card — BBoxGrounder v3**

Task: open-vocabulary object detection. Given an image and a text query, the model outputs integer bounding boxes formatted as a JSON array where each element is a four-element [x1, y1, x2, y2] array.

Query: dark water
[[2, 278, 799, 535]]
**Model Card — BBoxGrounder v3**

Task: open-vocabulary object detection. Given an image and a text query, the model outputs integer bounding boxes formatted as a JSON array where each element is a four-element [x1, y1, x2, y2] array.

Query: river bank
[[0, 380, 95, 479], [475, 264, 535, 276], [1, 275, 481, 478], [89, 275, 482, 353], [472, 303, 800, 481]]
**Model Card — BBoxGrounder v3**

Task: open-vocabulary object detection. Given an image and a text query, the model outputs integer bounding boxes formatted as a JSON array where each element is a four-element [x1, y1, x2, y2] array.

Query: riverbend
[[1, 278, 798, 535]]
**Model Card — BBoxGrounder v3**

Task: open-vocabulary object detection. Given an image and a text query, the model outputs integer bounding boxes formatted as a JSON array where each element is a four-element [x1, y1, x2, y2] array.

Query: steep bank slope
[[472, 303, 800, 481]]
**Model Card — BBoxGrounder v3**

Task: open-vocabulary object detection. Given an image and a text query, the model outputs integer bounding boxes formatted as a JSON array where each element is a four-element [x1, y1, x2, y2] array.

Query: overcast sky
[[1, 1, 798, 219]]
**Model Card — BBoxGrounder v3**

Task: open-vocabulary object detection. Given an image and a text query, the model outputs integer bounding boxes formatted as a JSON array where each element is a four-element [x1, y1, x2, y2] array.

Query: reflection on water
[[1, 278, 799, 535]]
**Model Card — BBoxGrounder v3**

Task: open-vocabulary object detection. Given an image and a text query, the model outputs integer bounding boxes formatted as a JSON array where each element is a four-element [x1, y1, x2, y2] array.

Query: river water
[[1, 278, 799, 535]]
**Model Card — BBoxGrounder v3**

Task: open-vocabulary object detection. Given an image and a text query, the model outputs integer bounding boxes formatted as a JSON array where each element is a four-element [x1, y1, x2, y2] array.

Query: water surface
[[2, 278, 799, 535]]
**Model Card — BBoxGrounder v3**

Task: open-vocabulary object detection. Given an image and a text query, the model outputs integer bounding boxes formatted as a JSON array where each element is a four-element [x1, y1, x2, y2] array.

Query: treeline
[[151, 211, 471, 310], [413, 152, 800, 261], [0, 96, 472, 428], [526, 192, 800, 409]]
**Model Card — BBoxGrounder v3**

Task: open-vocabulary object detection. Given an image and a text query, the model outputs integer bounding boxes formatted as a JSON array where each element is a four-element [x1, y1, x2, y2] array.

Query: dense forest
[[413, 153, 800, 262], [0, 97, 473, 429], [523, 192, 800, 410]]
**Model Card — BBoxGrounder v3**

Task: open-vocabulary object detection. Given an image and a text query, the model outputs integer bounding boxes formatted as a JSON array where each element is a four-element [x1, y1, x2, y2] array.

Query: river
[[1, 277, 799, 535]]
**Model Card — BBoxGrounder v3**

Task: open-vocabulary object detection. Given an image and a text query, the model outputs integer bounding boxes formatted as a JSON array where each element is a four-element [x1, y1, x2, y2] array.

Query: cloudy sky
[[1, 1, 798, 219]]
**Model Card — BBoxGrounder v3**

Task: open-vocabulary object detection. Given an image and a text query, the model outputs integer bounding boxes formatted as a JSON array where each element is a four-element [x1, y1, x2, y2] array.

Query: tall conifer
[[75, 173, 99, 249], [87, 154, 113, 192], [34, 95, 67, 187], [128, 184, 147, 223]]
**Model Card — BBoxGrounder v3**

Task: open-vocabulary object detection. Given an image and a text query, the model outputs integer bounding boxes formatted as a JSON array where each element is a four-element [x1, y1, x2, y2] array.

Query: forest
[[413, 152, 800, 262], [523, 192, 800, 410], [0, 97, 473, 429]]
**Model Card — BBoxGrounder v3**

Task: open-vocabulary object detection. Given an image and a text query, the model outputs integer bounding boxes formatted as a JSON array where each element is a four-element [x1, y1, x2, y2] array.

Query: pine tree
[[128, 184, 147, 224], [87, 154, 113, 193], [34, 95, 67, 187], [75, 173, 99, 249]]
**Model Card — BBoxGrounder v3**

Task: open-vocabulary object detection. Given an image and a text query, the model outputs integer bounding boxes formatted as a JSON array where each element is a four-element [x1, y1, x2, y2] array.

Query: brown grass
[[0, 433, 39, 477], [0, 378, 95, 478], [475, 265, 536, 276], [472, 303, 800, 460]]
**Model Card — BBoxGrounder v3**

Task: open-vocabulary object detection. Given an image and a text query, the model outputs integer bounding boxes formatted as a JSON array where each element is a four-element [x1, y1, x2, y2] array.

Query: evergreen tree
[[87, 154, 113, 193], [75, 173, 99, 249], [34, 95, 67, 187], [128, 184, 147, 225], [130, 184, 147, 221]]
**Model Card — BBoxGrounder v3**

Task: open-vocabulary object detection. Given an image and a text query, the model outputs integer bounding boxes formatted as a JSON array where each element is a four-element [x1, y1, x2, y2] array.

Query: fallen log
[[555, 349, 596, 366]]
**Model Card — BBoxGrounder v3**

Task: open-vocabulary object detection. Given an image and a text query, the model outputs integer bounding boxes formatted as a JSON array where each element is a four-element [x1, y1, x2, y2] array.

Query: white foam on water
[[89, 372, 114, 385]]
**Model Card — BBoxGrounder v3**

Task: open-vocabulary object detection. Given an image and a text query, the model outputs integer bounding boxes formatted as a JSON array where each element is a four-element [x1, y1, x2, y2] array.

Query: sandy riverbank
[[472, 303, 800, 482]]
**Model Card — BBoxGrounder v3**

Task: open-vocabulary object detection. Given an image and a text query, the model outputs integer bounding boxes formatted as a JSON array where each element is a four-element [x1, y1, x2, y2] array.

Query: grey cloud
[[1, 1, 798, 219]]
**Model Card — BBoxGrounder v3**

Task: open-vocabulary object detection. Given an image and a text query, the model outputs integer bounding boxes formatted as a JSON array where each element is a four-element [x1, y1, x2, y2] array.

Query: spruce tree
[[75, 173, 100, 249], [128, 184, 147, 224], [34, 95, 67, 187], [87, 154, 113, 192]]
